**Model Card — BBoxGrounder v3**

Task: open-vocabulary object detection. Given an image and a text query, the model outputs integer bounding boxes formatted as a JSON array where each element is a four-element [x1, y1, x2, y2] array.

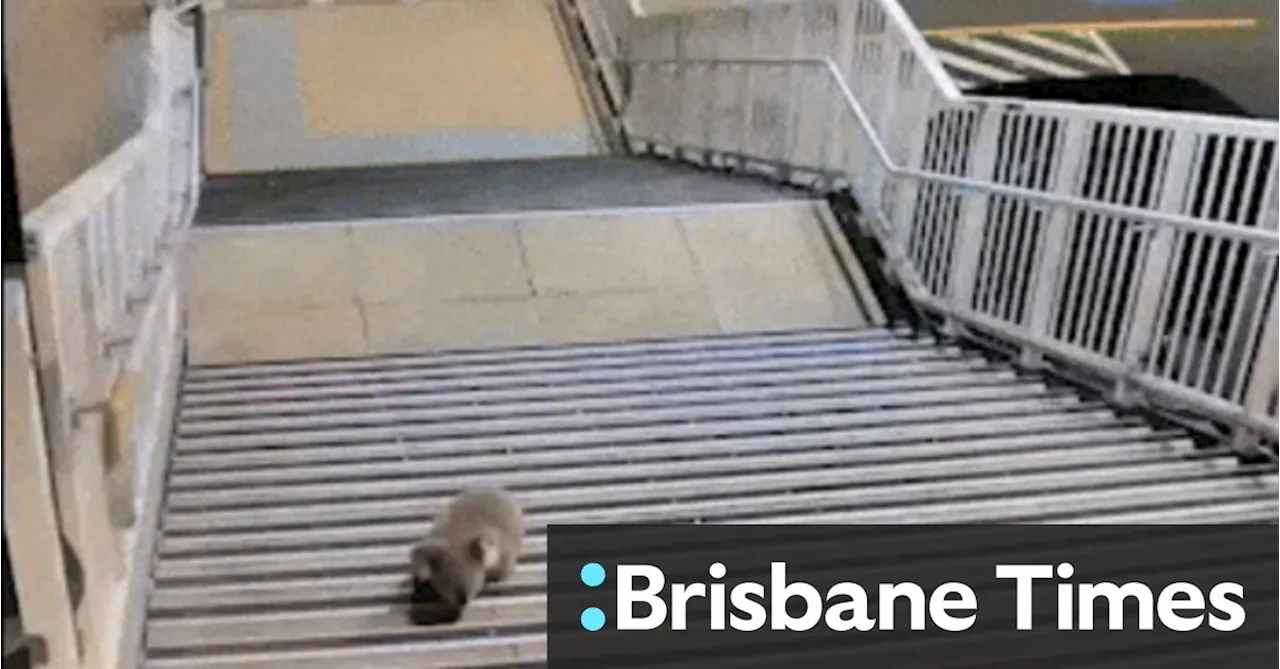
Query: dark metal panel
[[3, 71, 24, 265]]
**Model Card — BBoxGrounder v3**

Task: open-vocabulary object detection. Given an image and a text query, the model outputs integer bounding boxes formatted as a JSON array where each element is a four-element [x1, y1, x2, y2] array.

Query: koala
[[407, 487, 524, 625]]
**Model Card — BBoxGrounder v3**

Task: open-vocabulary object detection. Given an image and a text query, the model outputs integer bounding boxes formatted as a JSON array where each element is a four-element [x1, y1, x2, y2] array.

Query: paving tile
[[349, 219, 531, 304], [519, 212, 702, 295], [187, 302, 367, 365], [705, 282, 860, 334], [363, 298, 541, 355], [533, 288, 720, 345], [186, 226, 357, 310], [680, 203, 866, 333]]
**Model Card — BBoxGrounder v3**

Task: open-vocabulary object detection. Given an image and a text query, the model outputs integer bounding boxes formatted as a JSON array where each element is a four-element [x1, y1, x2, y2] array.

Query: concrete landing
[[183, 201, 884, 364]]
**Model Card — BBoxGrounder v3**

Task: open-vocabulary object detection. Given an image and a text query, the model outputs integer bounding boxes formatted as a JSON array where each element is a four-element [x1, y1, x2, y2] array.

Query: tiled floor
[[184, 201, 883, 364]]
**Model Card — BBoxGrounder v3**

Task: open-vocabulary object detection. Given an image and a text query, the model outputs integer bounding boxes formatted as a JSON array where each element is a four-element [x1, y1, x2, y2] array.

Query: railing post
[[876, 49, 901, 160], [1020, 118, 1088, 368], [943, 104, 1001, 335], [3, 281, 82, 669], [26, 241, 127, 667], [1116, 128, 1198, 404], [1235, 294, 1279, 451], [887, 120, 927, 253]]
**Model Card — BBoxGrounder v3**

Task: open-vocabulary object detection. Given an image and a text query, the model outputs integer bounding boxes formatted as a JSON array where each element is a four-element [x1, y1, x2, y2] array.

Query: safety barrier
[[8, 7, 200, 668]]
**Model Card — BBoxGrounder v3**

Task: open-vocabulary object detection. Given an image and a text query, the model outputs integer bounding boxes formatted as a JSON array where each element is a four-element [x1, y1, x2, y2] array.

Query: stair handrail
[[572, 0, 1280, 448]]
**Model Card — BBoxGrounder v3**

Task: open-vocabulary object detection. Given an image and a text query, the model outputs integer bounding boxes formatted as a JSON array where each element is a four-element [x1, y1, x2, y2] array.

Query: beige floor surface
[[204, 0, 601, 173], [184, 201, 882, 364]]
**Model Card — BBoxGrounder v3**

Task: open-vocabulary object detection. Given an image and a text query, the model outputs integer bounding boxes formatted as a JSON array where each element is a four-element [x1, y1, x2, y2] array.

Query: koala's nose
[[456, 590, 470, 606]]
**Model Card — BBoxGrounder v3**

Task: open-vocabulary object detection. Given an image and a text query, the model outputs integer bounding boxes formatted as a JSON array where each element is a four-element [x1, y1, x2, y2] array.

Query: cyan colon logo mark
[[580, 562, 607, 632]]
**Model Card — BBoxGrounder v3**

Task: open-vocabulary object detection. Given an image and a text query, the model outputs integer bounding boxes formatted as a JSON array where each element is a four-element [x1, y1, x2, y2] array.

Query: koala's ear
[[468, 535, 497, 568]]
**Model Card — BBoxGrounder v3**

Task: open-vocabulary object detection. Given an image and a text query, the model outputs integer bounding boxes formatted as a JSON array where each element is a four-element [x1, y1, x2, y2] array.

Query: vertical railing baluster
[[1020, 118, 1087, 367], [889, 115, 928, 254], [1236, 294, 1279, 451], [1117, 128, 1198, 403], [943, 105, 1001, 334]]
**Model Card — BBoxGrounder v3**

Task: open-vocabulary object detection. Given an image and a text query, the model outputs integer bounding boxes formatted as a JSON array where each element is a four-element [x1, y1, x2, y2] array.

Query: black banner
[[548, 524, 1277, 668]]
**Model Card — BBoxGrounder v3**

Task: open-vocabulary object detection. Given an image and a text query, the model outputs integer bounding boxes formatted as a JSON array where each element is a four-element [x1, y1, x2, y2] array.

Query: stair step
[[165, 422, 1163, 490], [176, 378, 1057, 447], [184, 326, 908, 383], [156, 459, 1265, 559], [162, 440, 1206, 532], [175, 389, 1088, 456], [176, 358, 1009, 424], [180, 338, 951, 407]]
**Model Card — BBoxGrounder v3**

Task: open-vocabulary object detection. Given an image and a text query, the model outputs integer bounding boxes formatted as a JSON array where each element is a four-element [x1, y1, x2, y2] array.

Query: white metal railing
[[12, 7, 200, 668], [22, 8, 197, 436], [572, 0, 1280, 445]]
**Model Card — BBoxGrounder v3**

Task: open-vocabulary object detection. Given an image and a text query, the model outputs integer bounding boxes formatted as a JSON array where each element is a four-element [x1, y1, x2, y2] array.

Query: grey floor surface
[[194, 156, 804, 227]]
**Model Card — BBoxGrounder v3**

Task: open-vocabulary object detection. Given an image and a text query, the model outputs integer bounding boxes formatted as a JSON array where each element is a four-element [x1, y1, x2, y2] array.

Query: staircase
[[142, 327, 1279, 668], [7, 2, 1278, 669]]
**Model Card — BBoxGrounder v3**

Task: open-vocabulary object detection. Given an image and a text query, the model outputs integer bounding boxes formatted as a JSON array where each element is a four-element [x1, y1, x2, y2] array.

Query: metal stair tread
[[164, 424, 1171, 490], [173, 393, 1095, 454], [157, 459, 1262, 558], [175, 379, 1059, 445], [166, 410, 1149, 472], [179, 343, 969, 407], [160, 438, 1209, 531], [176, 364, 1021, 430], [181, 329, 918, 392], [183, 327, 914, 383]]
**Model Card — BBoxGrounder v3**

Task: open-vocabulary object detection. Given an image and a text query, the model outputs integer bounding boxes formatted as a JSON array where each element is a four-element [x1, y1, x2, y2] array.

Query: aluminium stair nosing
[[736, 475, 1279, 525], [177, 357, 1010, 421], [176, 363, 1023, 429], [184, 326, 916, 382], [149, 559, 1278, 655], [151, 485, 1277, 587], [175, 378, 1058, 442], [148, 563, 551, 614], [164, 423, 1175, 491], [173, 392, 1093, 453], [145, 632, 548, 669], [182, 328, 915, 388], [167, 409, 1152, 472], [156, 460, 1261, 558], [160, 439, 1206, 531], [180, 344, 971, 406]]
